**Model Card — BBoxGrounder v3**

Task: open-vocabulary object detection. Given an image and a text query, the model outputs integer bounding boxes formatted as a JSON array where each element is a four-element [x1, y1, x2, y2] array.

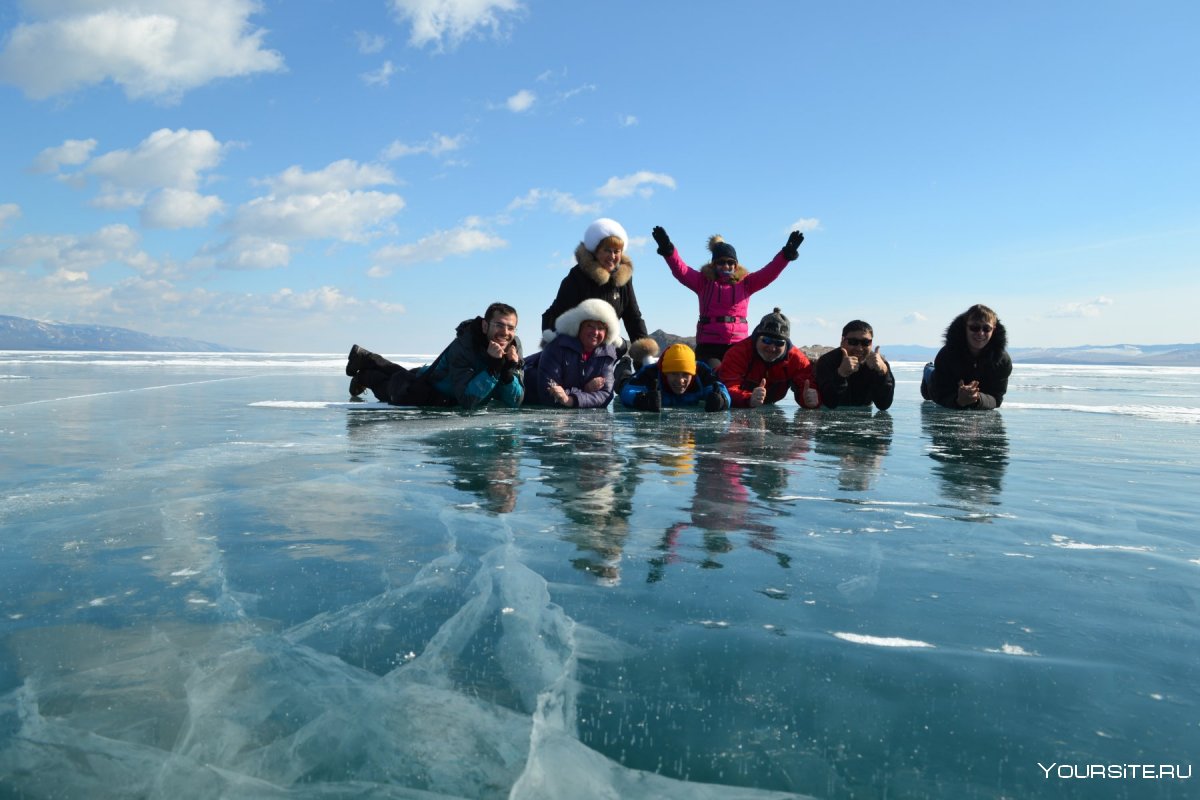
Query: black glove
[[704, 389, 729, 412], [634, 382, 662, 412], [499, 360, 522, 384], [782, 230, 804, 261], [651, 226, 673, 256]]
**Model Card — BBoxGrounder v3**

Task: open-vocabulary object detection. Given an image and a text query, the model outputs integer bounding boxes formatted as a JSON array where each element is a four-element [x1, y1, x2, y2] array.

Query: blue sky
[[1, 0, 1197, 354]]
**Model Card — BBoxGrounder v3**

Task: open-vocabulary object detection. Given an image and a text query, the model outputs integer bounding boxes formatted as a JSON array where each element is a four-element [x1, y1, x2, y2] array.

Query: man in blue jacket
[[346, 302, 524, 410]]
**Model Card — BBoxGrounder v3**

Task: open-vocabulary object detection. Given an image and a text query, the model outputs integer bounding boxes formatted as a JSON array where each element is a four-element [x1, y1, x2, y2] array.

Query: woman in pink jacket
[[651, 226, 805, 366]]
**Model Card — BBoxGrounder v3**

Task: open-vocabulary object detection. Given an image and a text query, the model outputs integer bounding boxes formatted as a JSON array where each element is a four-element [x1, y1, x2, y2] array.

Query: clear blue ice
[[1, 353, 1198, 798]]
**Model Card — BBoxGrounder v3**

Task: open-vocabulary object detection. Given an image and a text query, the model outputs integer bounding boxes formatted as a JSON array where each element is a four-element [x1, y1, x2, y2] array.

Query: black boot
[[346, 344, 371, 376]]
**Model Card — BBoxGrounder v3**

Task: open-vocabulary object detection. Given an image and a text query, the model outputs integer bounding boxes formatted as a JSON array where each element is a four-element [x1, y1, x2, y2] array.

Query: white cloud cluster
[[225, 159, 406, 269], [507, 189, 598, 217], [505, 89, 535, 113], [595, 171, 676, 199], [361, 60, 398, 87], [0, 203, 21, 229], [383, 133, 464, 159], [789, 217, 821, 232], [36, 128, 229, 229], [902, 311, 928, 324], [355, 31, 387, 54], [370, 223, 506, 272], [389, 0, 523, 51], [31, 138, 97, 174], [0, 223, 156, 281], [1050, 296, 1114, 318], [0, 0, 284, 101]]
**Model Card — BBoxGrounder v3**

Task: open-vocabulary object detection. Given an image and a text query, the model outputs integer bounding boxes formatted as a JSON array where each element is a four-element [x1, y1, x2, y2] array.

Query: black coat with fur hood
[[928, 311, 1012, 409], [541, 243, 649, 343]]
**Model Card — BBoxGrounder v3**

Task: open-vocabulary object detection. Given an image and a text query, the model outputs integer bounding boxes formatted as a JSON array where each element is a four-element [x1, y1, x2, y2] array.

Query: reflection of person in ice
[[524, 415, 635, 584], [422, 426, 521, 514], [811, 408, 894, 492], [642, 414, 803, 582], [921, 405, 1009, 507]]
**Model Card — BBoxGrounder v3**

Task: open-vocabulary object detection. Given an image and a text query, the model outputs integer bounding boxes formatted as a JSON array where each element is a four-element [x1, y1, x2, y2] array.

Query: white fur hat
[[543, 298, 623, 349], [583, 218, 628, 252]]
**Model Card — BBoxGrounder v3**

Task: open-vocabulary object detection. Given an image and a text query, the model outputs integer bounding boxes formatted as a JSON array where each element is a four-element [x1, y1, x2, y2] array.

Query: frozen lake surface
[[1, 352, 1198, 798]]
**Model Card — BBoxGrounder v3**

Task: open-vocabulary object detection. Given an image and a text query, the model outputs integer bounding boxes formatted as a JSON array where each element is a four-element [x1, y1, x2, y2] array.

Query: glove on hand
[[652, 226, 674, 256], [782, 230, 805, 261], [704, 389, 729, 412], [635, 382, 662, 412]]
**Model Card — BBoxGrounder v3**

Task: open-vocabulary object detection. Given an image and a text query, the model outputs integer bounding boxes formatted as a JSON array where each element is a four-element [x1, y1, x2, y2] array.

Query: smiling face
[[755, 334, 788, 362], [483, 312, 518, 346], [578, 319, 607, 350], [965, 315, 995, 355], [840, 329, 873, 358], [593, 236, 624, 274]]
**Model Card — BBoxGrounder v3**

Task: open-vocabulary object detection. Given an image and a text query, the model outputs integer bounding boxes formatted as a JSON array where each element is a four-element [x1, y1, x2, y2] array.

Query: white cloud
[[372, 224, 506, 267], [222, 236, 291, 270], [0, 0, 284, 102], [507, 188, 599, 216], [902, 311, 928, 324], [141, 188, 225, 229], [361, 60, 397, 87], [595, 171, 676, 199], [559, 83, 595, 101], [355, 31, 387, 54], [31, 138, 97, 174], [0, 203, 21, 228], [263, 159, 397, 195], [223, 160, 405, 268], [619, 114, 638, 127], [0, 224, 153, 276], [505, 89, 535, 112], [789, 217, 821, 232], [389, 0, 523, 51], [1049, 296, 1114, 319], [383, 133, 464, 159], [233, 190, 406, 244], [82, 128, 226, 208]]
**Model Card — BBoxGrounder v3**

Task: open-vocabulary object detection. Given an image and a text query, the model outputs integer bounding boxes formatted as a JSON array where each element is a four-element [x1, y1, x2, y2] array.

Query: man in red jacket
[[717, 308, 820, 409]]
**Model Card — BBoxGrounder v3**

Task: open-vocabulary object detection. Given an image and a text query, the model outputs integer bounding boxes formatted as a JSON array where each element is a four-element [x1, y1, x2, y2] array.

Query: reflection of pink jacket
[[664, 248, 791, 345]]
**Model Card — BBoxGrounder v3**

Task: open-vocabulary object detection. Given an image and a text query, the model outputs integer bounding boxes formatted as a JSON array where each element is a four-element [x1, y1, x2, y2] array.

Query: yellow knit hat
[[660, 343, 697, 375]]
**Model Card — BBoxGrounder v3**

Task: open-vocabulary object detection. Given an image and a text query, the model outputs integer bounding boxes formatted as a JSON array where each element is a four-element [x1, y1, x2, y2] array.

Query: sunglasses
[[714, 258, 737, 267], [967, 324, 993, 334], [759, 335, 786, 347], [844, 337, 872, 347]]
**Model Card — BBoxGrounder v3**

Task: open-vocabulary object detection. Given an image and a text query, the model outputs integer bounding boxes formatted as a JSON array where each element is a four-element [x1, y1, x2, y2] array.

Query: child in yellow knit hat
[[618, 343, 730, 412]]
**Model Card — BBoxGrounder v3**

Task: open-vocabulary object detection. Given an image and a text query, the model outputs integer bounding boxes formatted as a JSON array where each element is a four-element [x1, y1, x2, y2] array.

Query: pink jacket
[[664, 248, 791, 345]]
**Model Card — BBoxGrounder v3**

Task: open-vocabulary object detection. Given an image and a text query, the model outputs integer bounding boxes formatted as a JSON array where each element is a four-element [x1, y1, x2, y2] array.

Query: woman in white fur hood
[[524, 298, 622, 408]]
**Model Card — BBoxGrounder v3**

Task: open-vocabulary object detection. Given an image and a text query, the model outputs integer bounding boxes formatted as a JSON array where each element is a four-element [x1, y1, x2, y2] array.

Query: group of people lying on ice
[[345, 218, 1012, 414]]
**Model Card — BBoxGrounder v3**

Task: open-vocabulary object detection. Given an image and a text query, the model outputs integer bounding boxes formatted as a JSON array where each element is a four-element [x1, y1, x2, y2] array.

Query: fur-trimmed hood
[[699, 235, 750, 284], [573, 242, 634, 288], [543, 298, 624, 350], [943, 309, 1008, 358]]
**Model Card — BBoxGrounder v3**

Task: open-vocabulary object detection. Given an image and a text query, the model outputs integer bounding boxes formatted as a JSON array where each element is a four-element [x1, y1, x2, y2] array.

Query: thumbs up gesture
[[800, 379, 819, 409], [750, 378, 768, 407], [863, 345, 888, 375]]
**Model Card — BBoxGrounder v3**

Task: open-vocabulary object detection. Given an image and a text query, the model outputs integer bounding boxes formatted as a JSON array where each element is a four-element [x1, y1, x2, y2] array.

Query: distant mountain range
[[0, 315, 240, 352]]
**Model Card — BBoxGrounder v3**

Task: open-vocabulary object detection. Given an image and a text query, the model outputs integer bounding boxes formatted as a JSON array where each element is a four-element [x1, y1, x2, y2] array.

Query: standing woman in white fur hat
[[524, 298, 621, 408], [541, 218, 659, 369]]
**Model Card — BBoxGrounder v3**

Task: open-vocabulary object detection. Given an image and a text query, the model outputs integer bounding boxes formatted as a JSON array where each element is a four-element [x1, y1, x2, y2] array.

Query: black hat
[[708, 235, 737, 264], [753, 308, 790, 340]]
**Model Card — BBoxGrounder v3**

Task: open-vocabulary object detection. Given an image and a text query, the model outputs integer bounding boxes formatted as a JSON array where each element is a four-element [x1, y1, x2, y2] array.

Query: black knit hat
[[753, 308, 790, 340], [708, 234, 738, 265]]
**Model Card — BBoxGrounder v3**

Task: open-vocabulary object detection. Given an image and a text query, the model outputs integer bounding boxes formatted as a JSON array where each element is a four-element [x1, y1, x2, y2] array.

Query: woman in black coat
[[922, 304, 1012, 409]]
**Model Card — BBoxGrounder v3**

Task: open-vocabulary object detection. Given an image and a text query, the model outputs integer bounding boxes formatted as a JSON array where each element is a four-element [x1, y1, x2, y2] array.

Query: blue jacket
[[524, 334, 617, 408], [619, 361, 731, 410], [414, 317, 524, 410]]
